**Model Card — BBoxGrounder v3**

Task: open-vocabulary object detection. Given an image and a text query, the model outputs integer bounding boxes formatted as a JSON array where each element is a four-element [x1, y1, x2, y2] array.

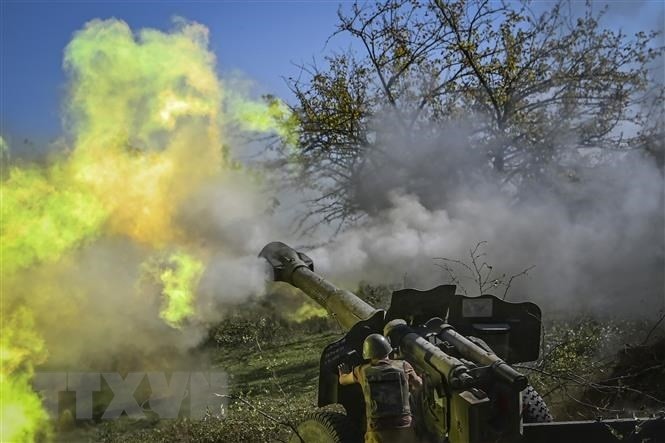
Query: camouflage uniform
[[353, 359, 420, 443]]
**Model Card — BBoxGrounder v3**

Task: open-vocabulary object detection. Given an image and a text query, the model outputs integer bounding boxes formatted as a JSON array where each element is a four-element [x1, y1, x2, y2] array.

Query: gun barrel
[[385, 319, 474, 389], [438, 326, 527, 391], [260, 242, 377, 330]]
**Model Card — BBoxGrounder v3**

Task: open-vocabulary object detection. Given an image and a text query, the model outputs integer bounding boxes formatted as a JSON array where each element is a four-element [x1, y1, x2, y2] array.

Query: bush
[[520, 318, 663, 420], [211, 314, 283, 348]]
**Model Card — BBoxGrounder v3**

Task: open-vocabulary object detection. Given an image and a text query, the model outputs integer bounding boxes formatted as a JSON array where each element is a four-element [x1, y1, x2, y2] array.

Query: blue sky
[[1, 1, 352, 143], [1, 1, 663, 145]]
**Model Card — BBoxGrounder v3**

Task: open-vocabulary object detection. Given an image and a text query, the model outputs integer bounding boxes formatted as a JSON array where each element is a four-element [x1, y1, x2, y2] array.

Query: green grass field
[[50, 313, 663, 442], [52, 327, 341, 442]]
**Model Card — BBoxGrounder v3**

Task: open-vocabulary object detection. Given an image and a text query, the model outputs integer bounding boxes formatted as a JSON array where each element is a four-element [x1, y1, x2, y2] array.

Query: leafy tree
[[285, 0, 663, 229]]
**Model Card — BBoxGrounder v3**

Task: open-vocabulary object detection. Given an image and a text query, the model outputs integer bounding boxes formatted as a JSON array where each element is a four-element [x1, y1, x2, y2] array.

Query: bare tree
[[434, 241, 534, 299], [285, 0, 663, 229]]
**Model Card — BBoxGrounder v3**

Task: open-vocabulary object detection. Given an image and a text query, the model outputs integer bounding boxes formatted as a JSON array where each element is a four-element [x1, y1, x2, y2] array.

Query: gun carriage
[[259, 242, 663, 443]]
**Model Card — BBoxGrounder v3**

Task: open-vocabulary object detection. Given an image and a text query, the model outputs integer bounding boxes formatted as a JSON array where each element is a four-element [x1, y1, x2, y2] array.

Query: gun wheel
[[289, 411, 360, 443], [522, 385, 553, 423]]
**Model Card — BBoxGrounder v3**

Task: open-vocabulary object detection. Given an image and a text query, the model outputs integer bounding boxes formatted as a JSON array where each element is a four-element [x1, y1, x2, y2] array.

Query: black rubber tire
[[522, 385, 553, 423], [289, 411, 360, 443]]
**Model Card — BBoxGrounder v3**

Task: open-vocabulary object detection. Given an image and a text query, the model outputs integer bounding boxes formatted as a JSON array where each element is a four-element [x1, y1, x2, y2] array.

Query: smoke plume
[[310, 116, 664, 318], [1, 12, 663, 442], [1, 18, 291, 441]]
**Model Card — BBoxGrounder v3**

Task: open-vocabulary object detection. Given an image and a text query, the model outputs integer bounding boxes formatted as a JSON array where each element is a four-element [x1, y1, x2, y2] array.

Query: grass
[[50, 312, 664, 442], [218, 331, 340, 396], [52, 329, 342, 442]]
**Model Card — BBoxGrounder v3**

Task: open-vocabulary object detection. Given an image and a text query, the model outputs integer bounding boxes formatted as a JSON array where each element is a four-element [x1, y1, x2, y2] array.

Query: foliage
[[56, 312, 663, 441], [94, 402, 313, 443], [355, 283, 397, 309], [91, 331, 342, 443], [285, 0, 664, 228], [518, 318, 665, 419], [208, 298, 339, 349], [210, 314, 283, 348]]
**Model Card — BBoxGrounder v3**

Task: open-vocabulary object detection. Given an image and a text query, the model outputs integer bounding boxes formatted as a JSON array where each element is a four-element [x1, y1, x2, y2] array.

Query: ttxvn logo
[[34, 371, 228, 419]]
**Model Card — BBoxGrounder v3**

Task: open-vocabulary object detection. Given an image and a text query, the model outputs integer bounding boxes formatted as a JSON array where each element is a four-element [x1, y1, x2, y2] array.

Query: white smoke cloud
[[307, 119, 664, 318]]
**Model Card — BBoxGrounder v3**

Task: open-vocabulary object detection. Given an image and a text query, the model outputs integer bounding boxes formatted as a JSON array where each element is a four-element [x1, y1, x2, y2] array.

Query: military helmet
[[363, 334, 392, 360]]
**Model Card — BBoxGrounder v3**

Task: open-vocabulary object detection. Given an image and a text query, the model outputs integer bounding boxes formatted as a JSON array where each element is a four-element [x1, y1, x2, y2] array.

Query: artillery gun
[[259, 242, 664, 443]]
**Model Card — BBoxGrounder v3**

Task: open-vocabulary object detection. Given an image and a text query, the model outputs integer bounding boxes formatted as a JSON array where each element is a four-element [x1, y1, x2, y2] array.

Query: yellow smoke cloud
[[64, 18, 223, 246], [228, 94, 299, 146], [287, 300, 328, 323], [1, 17, 292, 441], [0, 308, 50, 441], [141, 251, 205, 328], [1, 164, 108, 274]]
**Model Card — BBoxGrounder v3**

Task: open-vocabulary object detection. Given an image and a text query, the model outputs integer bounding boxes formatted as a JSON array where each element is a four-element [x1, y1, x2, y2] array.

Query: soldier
[[339, 333, 422, 443]]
